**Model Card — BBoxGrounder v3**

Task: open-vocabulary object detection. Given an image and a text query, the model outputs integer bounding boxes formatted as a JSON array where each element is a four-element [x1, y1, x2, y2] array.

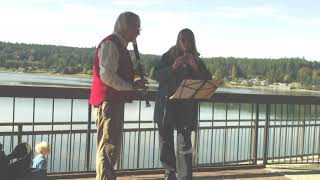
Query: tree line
[[0, 41, 319, 89]]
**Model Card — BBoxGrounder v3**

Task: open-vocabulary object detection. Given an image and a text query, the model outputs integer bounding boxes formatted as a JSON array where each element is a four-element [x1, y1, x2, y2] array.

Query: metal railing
[[0, 85, 320, 174]]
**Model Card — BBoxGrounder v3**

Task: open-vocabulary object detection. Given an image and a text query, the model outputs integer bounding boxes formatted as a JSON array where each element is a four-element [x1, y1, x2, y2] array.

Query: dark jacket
[[153, 47, 212, 130]]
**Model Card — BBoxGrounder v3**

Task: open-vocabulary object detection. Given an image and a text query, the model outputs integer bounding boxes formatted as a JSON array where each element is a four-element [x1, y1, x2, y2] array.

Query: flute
[[132, 39, 151, 107]]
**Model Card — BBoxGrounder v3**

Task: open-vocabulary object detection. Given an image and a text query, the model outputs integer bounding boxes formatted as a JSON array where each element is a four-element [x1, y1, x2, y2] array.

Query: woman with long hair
[[153, 28, 212, 180]]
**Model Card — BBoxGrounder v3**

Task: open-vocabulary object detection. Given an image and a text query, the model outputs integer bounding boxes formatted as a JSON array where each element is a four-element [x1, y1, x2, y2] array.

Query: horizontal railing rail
[[0, 84, 319, 174]]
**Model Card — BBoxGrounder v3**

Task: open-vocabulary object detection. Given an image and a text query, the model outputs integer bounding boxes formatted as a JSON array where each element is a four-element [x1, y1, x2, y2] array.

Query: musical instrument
[[132, 39, 151, 107]]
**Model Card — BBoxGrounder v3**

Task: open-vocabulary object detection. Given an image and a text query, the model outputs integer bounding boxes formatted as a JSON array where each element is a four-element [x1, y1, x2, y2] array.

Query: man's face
[[125, 19, 141, 42]]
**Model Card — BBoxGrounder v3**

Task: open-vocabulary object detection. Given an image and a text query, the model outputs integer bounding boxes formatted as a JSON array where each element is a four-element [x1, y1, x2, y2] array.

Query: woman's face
[[179, 36, 193, 53]]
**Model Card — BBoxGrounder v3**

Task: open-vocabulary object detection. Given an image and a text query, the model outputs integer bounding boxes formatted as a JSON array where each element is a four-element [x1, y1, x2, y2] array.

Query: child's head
[[35, 141, 50, 156]]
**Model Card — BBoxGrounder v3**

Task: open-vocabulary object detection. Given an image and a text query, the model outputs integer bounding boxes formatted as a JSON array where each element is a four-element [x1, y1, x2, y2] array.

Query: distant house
[[240, 80, 249, 86], [272, 83, 290, 90], [261, 80, 269, 86], [288, 83, 302, 89]]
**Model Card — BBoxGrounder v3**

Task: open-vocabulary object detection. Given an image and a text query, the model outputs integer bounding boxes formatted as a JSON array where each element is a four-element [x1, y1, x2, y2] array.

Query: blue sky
[[0, 0, 320, 60]]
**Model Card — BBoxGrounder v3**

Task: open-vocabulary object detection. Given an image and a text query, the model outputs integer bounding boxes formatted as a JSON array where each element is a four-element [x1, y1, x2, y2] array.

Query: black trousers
[[158, 101, 194, 180]]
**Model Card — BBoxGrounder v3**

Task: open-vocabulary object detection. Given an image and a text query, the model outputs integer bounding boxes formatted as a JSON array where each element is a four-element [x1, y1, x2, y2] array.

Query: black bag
[[0, 143, 32, 179]]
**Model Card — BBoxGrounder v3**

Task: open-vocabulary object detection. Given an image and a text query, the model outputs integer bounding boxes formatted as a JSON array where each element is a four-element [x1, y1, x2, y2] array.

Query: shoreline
[[1, 70, 319, 94], [0, 69, 92, 79], [223, 83, 320, 93]]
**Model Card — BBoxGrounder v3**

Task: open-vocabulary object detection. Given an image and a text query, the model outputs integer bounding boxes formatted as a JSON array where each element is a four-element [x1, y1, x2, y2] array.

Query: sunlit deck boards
[[54, 168, 290, 180]]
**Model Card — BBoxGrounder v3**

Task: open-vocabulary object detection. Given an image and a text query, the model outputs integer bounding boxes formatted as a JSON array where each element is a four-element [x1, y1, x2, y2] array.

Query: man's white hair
[[114, 11, 140, 33]]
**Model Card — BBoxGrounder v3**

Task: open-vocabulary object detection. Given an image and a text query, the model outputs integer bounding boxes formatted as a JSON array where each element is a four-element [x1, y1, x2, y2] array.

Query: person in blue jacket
[[32, 141, 49, 174]]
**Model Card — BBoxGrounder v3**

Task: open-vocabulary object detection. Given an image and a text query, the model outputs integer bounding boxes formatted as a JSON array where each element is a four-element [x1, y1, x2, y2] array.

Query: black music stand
[[169, 79, 223, 100]]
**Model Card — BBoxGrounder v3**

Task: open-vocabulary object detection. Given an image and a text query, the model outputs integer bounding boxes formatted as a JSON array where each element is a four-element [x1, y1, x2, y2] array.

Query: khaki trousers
[[95, 101, 124, 180]]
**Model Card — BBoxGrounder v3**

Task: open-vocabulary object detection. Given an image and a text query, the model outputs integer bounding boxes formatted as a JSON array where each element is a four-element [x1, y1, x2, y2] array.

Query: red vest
[[89, 34, 134, 105]]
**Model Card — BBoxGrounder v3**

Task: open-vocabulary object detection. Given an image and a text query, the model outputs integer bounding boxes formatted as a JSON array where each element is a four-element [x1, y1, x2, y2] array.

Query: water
[[0, 72, 91, 87], [1, 71, 319, 96], [1, 72, 320, 172]]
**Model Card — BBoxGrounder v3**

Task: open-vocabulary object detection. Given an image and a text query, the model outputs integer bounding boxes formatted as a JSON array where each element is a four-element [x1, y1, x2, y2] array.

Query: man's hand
[[133, 78, 149, 90]]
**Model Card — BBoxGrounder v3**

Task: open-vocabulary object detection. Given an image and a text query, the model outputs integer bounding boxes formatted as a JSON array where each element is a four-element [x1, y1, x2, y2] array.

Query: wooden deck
[[54, 168, 290, 180]]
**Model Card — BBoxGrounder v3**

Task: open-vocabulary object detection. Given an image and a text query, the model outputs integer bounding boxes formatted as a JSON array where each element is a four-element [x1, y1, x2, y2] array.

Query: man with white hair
[[90, 11, 147, 180]]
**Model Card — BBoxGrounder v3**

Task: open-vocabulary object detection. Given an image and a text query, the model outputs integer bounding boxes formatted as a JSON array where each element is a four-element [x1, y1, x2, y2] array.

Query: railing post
[[263, 104, 271, 165], [137, 100, 141, 168], [191, 130, 198, 165], [85, 104, 92, 171], [300, 105, 306, 161], [192, 103, 200, 165], [18, 124, 23, 144], [252, 103, 259, 165]]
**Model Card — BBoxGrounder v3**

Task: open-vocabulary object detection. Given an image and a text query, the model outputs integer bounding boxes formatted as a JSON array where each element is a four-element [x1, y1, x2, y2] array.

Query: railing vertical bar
[[213, 127, 217, 164], [237, 104, 241, 164], [85, 104, 92, 171], [127, 132, 131, 169], [252, 103, 259, 165], [53, 134, 56, 172], [120, 131, 125, 169], [301, 105, 306, 162], [290, 104, 294, 163], [32, 98, 36, 154], [59, 134, 63, 172], [137, 100, 142, 168], [89, 130, 94, 170], [317, 105, 320, 163], [284, 104, 288, 163], [50, 98, 55, 172], [313, 105, 317, 163], [307, 104, 311, 163], [278, 104, 283, 163], [78, 133, 82, 171], [296, 104, 301, 162], [202, 129, 205, 162], [217, 129, 220, 163], [26, 135, 29, 146], [206, 129, 209, 164], [263, 104, 270, 165], [210, 103, 214, 163], [11, 97, 15, 151], [148, 131, 152, 168], [17, 124, 22, 144], [68, 99, 74, 171], [229, 128, 233, 162], [272, 105, 276, 163], [194, 103, 200, 165], [71, 133, 76, 171], [249, 104, 253, 164], [223, 103, 228, 165], [133, 131, 137, 168], [65, 133, 70, 171], [142, 131, 146, 168], [152, 123, 156, 168]]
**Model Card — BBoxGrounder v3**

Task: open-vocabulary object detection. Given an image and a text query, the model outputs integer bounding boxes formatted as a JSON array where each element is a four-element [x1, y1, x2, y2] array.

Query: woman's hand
[[172, 56, 185, 70], [184, 52, 199, 71]]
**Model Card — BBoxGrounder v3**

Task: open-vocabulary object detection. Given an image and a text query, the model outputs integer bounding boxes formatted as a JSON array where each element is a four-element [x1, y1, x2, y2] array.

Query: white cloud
[[192, 5, 280, 20], [111, 0, 171, 7], [0, 2, 319, 60]]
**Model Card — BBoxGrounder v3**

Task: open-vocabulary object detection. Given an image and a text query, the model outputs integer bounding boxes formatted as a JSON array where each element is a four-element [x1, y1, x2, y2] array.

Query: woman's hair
[[114, 11, 140, 33], [175, 28, 199, 58], [35, 141, 50, 155]]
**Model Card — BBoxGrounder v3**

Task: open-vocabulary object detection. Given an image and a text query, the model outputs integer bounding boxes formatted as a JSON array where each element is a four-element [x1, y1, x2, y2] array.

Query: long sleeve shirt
[[98, 32, 134, 91], [32, 154, 47, 170]]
